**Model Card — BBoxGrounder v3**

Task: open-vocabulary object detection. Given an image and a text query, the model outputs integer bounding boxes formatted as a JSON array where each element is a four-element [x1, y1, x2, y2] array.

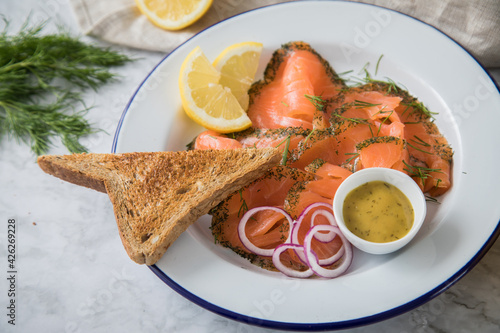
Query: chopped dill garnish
[[366, 76, 400, 93], [332, 113, 370, 125], [337, 70, 354, 77], [411, 135, 431, 147], [425, 195, 441, 204], [282, 136, 291, 165], [302, 129, 316, 146], [275, 135, 291, 165], [407, 142, 433, 155], [359, 61, 370, 76], [375, 54, 384, 75], [403, 161, 443, 187], [281, 101, 289, 107], [368, 123, 375, 137], [402, 101, 438, 119], [407, 135, 433, 154], [305, 94, 326, 112], [345, 152, 360, 163], [353, 100, 382, 109], [237, 188, 249, 218], [376, 110, 393, 136], [342, 55, 405, 94]]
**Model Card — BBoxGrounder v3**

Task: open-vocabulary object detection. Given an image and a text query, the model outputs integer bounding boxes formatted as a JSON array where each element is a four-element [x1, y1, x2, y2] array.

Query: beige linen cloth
[[69, 0, 500, 68]]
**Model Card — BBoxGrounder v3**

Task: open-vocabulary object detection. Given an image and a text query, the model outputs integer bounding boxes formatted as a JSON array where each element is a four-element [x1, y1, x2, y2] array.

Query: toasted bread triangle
[[38, 148, 281, 265]]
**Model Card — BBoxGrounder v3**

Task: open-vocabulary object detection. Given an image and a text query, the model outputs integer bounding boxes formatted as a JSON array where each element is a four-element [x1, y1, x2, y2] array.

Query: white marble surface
[[1, 1, 499, 332]]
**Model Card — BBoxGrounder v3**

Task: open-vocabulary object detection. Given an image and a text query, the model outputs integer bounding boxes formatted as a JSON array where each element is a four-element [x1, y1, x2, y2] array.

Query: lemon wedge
[[135, 0, 213, 31], [179, 46, 252, 133], [213, 42, 263, 110]]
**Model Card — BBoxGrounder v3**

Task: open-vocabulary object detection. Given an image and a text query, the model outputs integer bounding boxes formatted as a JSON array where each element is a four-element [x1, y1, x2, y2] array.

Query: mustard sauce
[[343, 181, 414, 243]]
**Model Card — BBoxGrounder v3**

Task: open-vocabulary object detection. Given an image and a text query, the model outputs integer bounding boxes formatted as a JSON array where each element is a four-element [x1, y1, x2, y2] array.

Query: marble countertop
[[1, 1, 499, 332]]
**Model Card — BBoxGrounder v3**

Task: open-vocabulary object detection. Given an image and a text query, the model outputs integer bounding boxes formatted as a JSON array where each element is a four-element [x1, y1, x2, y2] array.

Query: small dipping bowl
[[333, 168, 427, 254]]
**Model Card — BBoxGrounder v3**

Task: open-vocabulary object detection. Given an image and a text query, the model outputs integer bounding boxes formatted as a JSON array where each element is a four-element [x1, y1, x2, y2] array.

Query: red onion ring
[[303, 225, 353, 278], [295, 202, 333, 223], [291, 202, 333, 248], [309, 209, 338, 243], [272, 243, 314, 278], [291, 203, 337, 263], [318, 245, 345, 266], [238, 206, 293, 257]]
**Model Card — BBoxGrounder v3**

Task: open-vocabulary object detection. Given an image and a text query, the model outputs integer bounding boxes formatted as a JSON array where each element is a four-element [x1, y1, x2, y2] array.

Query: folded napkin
[[69, 0, 500, 68]]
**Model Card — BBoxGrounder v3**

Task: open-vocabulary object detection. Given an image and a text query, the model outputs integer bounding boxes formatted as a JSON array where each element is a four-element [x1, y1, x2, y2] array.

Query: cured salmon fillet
[[191, 42, 453, 271], [362, 82, 453, 195], [247, 41, 346, 130]]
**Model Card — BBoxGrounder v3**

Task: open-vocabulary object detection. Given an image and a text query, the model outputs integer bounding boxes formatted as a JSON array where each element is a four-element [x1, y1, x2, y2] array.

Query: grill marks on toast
[[38, 148, 281, 265]]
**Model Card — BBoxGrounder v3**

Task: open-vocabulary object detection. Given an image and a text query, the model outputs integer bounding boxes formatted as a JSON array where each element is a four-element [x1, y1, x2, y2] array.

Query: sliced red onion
[[292, 202, 333, 247], [310, 209, 338, 243], [238, 206, 293, 257], [291, 204, 338, 262], [306, 210, 344, 265], [237, 203, 353, 279], [303, 225, 353, 279], [289, 215, 307, 263], [290, 214, 302, 246], [296, 202, 333, 223], [272, 243, 314, 278], [318, 245, 345, 266]]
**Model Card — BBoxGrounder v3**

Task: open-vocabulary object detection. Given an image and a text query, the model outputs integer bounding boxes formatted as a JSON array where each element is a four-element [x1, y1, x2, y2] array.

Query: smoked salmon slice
[[357, 82, 453, 195], [247, 41, 346, 130]]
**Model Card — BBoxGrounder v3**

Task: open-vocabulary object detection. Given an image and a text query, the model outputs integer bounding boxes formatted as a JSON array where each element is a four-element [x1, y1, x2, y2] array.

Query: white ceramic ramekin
[[333, 168, 427, 254]]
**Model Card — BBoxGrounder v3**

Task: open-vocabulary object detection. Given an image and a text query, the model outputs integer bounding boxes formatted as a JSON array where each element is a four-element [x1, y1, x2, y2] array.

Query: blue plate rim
[[112, 0, 500, 330]]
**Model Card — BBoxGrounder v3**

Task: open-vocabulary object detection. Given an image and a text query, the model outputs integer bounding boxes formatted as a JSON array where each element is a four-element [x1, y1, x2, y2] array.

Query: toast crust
[[38, 155, 107, 193], [38, 148, 281, 265]]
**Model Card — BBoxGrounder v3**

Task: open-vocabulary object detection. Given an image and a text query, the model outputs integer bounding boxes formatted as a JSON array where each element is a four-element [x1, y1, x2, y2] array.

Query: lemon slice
[[179, 46, 252, 133], [135, 0, 213, 31], [213, 42, 263, 110]]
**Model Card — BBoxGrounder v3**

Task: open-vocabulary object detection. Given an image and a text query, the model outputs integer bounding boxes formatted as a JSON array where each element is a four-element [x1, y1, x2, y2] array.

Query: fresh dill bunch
[[0, 22, 133, 155]]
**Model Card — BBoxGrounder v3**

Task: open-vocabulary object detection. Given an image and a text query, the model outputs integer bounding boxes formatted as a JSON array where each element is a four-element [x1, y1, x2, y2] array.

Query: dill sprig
[[425, 195, 441, 204], [346, 56, 403, 94], [0, 22, 133, 155], [353, 99, 381, 109], [403, 160, 442, 187], [305, 94, 326, 112], [275, 135, 292, 165], [411, 135, 431, 147], [402, 100, 437, 119], [345, 152, 359, 163], [376, 110, 393, 136], [407, 142, 433, 155], [237, 188, 249, 218], [375, 54, 384, 75], [332, 113, 370, 125], [407, 135, 433, 155], [302, 129, 315, 146]]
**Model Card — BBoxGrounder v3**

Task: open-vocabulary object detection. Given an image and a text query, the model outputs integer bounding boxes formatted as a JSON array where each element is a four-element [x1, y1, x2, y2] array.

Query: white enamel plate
[[112, 1, 500, 330]]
